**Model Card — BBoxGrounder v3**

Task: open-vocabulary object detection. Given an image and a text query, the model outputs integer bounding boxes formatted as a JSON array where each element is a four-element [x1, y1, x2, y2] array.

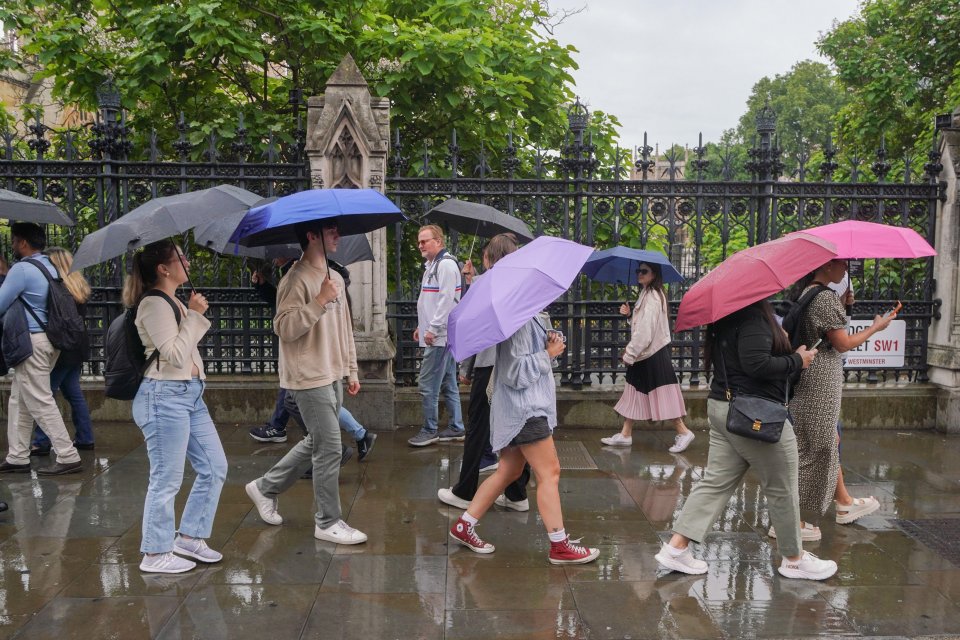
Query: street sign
[[843, 319, 906, 368]]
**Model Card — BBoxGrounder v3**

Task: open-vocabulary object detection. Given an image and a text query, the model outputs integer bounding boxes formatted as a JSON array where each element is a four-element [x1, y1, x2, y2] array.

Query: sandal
[[835, 496, 880, 524], [767, 522, 821, 542]]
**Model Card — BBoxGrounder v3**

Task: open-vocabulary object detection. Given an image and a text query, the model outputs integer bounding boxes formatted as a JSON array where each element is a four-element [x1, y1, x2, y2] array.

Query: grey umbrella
[[194, 208, 374, 265], [71, 184, 267, 271], [0, 188, 74, 226], [424, 199, 534, 242]]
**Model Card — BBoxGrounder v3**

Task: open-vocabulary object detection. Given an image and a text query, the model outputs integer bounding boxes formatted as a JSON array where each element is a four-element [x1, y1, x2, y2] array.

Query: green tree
[[817, 0, 960, 157], [0, 0, 597, 159], [734, 60, 848, 179]]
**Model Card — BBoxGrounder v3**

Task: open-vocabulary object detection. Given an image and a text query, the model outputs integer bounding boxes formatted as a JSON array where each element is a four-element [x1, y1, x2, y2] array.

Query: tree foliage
[[817, 0, 960, 157], [0, 0, 613, 160]]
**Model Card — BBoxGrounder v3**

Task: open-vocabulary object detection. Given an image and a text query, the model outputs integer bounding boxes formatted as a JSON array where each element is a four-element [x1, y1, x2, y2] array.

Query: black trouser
[[452, 366, 530, 501]]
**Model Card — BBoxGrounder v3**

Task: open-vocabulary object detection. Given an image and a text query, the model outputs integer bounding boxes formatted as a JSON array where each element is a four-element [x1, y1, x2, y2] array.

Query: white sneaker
[[314, 520, 368, 545], [669, 431, 695, 453], [438, 487, 471, 509], [600, 432, 632, 447], [495, 494, 529, 512], [654, 542, 708, 575], [173, 535, 223, 563], [245, 481, 282, 525], [778, 551, 838, 581], [140, 551, 196, 574], [768, 522, 821, 542]]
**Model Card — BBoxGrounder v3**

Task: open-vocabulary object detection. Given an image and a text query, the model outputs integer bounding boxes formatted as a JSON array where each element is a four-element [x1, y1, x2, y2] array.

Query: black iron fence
[[0, 96, 945, 385]]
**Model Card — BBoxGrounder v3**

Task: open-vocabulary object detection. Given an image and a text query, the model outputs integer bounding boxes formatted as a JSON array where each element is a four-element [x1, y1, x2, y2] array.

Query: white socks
[[665, 542, 688, 557], [461, 512, 478, 526], [548, 528, 567, 543]]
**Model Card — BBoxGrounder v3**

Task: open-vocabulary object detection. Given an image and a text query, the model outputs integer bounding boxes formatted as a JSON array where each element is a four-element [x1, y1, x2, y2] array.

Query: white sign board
[[843, 319, 906, 368]]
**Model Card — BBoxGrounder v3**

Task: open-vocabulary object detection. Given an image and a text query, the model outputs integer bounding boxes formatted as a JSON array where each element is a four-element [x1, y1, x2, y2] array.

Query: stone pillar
[[306, 54, 396, 430], [927, 106, 960, 433]]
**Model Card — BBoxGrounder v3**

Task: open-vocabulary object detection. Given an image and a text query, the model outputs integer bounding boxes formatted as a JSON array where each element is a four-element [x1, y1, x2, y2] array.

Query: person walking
[[447, 236, 599, 565], [0, 223, 83, 476], [126, 239, 228, 574], [245, 220, 367, 545], [782, 260, 891, 541], [408, 224, 465, 447], [654, 300, 838, 581], [438, 235, 531, 513], [600, 262, 692, 453], [30, 247, 95, 455]]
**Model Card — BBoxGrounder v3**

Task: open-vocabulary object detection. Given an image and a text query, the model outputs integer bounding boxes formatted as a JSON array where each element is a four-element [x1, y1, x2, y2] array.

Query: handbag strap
[[717, 329, 790, 406]]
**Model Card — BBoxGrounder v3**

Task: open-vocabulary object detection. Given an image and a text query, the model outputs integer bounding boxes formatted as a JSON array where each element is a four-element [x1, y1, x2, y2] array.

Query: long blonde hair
[[45, 246, 91, 304]]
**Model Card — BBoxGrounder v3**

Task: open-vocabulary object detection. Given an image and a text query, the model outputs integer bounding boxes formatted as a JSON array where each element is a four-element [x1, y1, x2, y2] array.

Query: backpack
[[19, 258, 87, 353], [780, 284, 831, 350], [103, 290, 181, 400]]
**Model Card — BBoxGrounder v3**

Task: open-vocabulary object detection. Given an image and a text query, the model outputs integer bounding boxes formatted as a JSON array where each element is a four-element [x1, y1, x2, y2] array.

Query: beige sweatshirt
[[137, 294, 210, 380], [623, 287, 672, 365], [274, 259, 358, 390]]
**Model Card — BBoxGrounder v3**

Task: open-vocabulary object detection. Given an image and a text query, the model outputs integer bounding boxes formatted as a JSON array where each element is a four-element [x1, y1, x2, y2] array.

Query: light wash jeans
[[418, 346, 464, 434], [338, 406, 366, 441], [257, 381, 344, 529], [132, 378, 228, 554]]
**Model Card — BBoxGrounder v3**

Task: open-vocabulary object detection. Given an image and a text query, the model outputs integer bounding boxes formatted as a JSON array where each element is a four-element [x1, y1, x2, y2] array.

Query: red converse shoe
[[548, 537, 599, 565], [449, 517, 495, 554]]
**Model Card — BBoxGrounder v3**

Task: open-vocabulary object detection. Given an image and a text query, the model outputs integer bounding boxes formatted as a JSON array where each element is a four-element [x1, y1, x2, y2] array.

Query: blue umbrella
[[231, 188, 405, 247], [581, 247, 683, 285]]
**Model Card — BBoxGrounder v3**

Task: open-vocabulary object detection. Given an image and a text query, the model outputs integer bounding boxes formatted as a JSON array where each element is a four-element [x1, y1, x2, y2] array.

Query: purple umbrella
[[447, 236, 594, 361]]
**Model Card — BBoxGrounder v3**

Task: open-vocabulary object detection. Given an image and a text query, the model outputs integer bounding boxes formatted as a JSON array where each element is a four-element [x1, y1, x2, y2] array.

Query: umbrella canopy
[[798, 220, 936, 259], [447, 236, 594, 361], [72, 184, 266, 270], [674, 233, 838, 332], [231, 188, 405, 247], [424, 199, 535, 242], [581, 247, 683, 284], [0, 188, 74, 226]]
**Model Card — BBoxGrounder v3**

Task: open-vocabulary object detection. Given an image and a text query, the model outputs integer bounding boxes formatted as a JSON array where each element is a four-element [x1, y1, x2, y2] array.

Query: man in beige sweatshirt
[[245, 219, 367, 545]]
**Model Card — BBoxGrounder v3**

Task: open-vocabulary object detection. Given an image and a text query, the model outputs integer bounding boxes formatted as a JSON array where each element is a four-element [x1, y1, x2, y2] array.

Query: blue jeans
[[338, 406, 366, 440], [418, 346, 464, 434], [267, 388, 290, 430], [132, 378, 228, 554], [32, 361, 94, 447]]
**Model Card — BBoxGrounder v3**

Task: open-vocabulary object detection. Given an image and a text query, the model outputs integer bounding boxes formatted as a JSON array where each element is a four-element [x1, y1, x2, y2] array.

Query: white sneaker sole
[[139, 560, 196, 574], [172, 544, 222, 564], [778, 563, 837, 581], [314, 528, 368, 545], [249, 433, 288, 443], [549, 547, 600, 565], [479, 463, 499, 473], [449, 531, 495, 554], [438, 434, 466, 442], [495, 497, 529, 512], [408, 436, 440, 447], [669, 433, 695, 453], [600, 438, 631, 447], [654, 551, 708, 575]]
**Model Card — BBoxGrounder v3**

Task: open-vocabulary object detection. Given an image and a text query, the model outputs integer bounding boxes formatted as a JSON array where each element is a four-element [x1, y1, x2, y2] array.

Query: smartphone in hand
[[886, 300, 903, 318], [810, 338, 823, 350]]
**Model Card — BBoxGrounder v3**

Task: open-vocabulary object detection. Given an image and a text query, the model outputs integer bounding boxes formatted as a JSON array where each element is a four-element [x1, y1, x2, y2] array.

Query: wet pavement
[[1, 423, 959, 639]]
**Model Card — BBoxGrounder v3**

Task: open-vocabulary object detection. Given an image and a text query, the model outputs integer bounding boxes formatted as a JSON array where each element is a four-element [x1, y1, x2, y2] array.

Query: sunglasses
[[636, 268, 651, 275]]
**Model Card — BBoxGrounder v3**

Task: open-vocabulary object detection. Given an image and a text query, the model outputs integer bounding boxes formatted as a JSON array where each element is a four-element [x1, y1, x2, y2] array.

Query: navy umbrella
[[231, 188, 405, 247], [581, 247, 683, 285]]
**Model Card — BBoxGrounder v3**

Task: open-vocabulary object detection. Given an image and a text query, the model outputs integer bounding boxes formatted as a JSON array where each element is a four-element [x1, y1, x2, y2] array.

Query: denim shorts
[[509, 415, 551, 446]]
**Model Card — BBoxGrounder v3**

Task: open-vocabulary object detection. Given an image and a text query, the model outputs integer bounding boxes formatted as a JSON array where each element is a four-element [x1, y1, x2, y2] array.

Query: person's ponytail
[[121, 240, 177, 308]]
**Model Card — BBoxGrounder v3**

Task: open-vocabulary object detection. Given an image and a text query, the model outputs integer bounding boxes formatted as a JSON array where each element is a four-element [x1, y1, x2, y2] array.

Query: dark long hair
[[639, 262, 666, 310], [121, 239, 178, 308], [703, 299, 791, 373]]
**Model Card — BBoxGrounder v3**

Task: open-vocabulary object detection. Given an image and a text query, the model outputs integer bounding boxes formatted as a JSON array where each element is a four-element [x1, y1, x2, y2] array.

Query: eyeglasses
[[417, 238, 438, 246], [636, 268, 651, 275]]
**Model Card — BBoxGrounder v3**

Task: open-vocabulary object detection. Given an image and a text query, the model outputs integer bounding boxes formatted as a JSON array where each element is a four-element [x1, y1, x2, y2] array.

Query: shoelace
[[336, 520, 357, 534], [556, 537, 588, 555], [463, 524, 486, 547]]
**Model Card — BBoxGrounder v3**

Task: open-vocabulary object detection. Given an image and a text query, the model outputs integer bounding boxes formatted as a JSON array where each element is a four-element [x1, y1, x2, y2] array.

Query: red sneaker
[[449, 517, 495, 554], [548, 537, 599, 565]]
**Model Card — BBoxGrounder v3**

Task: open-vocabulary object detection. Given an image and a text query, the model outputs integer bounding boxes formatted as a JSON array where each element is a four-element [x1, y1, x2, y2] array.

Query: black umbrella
[[0, 188, 74, 226], [424, 199, 534, 242], [72, 185, 267, 272]]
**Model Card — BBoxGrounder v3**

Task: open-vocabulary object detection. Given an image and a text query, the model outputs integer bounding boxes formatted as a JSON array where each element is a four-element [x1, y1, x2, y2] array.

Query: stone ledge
[[0, 378, 939, 431]]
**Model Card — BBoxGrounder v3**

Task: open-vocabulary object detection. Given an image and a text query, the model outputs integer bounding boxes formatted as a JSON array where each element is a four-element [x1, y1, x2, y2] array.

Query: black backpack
[[19, 258, 87, 353], [780, 284, 831, 350], [103, 290, 181, 400]]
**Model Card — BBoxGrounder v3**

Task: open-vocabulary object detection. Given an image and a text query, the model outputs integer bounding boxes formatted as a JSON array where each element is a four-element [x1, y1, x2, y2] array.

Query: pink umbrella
[[798, 220, 935, 259], [675, 233, 837, 332]]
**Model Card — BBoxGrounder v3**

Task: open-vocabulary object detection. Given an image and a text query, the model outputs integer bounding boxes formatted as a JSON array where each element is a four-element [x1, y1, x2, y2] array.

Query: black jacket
[[1, 298, 33, 371], [708, 305, 804, 403]]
